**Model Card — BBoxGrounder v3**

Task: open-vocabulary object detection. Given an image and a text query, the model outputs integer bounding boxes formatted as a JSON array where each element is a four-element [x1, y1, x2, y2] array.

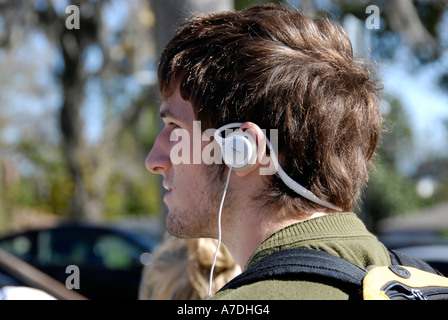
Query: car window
[[37, 229, 93, 268], [36, 228, 146, 271], [0, 234, 34, 261], [93, 234, 143, 271]]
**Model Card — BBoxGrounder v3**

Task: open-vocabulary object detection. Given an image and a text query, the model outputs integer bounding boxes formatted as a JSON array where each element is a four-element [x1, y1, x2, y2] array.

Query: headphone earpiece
[[214, 125, 258, 172], [222, 131, 257, 171]]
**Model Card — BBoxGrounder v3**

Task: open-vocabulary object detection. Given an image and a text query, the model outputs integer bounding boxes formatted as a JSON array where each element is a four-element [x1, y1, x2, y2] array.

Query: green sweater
[[212, 212, 390, 300]]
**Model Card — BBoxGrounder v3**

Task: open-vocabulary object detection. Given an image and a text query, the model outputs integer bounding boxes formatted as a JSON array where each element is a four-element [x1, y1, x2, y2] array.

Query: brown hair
[[158, 4, 383, 214]]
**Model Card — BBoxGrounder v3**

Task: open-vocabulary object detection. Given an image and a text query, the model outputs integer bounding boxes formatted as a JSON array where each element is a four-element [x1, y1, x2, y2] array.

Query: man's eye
[[167, 122, 180, 129]]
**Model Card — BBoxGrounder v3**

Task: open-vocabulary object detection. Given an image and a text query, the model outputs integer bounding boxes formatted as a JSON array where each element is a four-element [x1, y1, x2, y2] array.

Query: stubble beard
[[165, 165, 233, 240]]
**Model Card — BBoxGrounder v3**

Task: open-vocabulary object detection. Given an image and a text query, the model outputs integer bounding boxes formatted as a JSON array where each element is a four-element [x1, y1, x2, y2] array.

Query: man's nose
[[145, 131, 171, 175]]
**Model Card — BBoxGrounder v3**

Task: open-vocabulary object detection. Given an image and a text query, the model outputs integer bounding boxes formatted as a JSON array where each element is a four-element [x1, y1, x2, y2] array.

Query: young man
[[146, 4, 389, 299]]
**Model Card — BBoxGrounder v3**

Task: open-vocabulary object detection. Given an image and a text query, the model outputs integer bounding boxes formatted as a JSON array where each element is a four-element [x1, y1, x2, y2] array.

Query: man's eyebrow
[[159, 106, 186, 125], [159, 107, 176, 119]]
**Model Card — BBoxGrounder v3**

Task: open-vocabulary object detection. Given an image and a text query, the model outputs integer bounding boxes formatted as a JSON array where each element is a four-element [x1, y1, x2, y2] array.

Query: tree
[[360, 97, 422, 230], [0, 0, 159, 222], [0, 0, 235, 225]]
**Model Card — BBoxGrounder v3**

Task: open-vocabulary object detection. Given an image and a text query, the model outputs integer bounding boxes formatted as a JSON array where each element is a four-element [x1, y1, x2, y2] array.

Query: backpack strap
[[218, 247, 445, 297], [218, 248, 367, 298], [388, 249, 443, 276]]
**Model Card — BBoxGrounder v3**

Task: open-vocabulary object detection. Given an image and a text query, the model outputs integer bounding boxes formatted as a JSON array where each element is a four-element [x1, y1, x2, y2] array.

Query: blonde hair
[[139, 236, 240, 300]]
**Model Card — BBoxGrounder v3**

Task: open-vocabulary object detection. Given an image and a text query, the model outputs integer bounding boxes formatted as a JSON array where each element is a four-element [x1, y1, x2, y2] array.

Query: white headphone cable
[[207, 167, 232, 299]]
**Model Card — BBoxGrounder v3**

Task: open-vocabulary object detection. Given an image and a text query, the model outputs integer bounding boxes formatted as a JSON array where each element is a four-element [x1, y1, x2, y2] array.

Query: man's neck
[[223, 207, 328, 268], [218, 169, 333, 268]]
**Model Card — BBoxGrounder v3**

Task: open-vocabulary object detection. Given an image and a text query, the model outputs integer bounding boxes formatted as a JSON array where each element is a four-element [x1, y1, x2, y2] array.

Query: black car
[[0, 222, 159, 299]]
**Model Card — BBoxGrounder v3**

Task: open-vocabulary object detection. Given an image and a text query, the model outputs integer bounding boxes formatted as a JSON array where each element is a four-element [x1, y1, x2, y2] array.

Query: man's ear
[[234, 122, 268, 177]]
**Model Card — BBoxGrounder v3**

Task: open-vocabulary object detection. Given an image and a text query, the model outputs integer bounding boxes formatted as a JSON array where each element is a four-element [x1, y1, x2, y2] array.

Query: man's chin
[[165, 212, 193, 238], [165, 212, 213, 239]]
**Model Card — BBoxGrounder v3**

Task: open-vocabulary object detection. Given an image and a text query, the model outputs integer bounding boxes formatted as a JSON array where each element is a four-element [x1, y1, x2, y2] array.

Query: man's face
[[145, 86, 225, 238]]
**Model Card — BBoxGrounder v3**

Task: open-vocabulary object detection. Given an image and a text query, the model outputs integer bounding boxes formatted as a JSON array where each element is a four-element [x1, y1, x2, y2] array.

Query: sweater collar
[[244, 212, 371, 270]]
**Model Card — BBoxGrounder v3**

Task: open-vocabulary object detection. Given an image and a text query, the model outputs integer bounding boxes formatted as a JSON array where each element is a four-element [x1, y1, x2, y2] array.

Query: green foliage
[[104, 174, 160, 219], [0, 103, 161, 224], [378, 97, 414, 167], [356, 96, 416, 228], [359, 95, 448, 230], [8, 141, 72, 216], [364, 161, 422, 221]]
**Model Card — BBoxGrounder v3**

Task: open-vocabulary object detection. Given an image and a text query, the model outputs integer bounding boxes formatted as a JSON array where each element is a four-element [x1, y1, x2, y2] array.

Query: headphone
[[213, 123, 258, 172], [208, 122, 342, 298], [213, 122, 343, 212]]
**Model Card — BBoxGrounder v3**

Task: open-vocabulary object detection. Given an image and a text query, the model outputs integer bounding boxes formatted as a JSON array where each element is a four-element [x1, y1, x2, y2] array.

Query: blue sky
[[383, 61, 448, 174], [383, 56, 448, 150]]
